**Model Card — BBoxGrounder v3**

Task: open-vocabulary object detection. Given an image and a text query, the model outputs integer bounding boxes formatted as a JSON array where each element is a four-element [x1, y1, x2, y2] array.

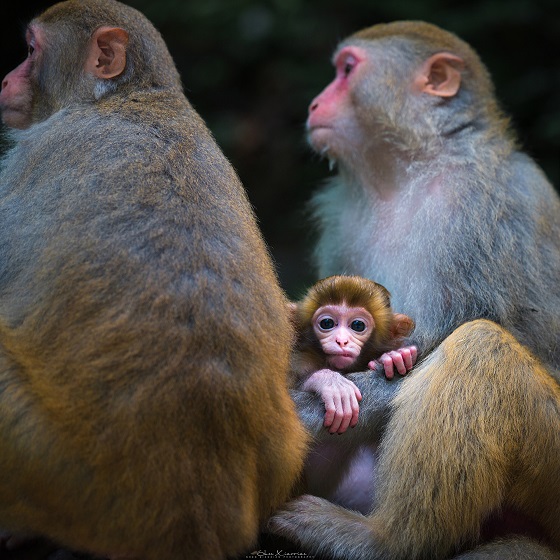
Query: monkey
[[293, 274, 416, 376], [290, 275, 417, 515], [268, 21, 560, 560], [292, 274, 417, 433], [0, 1, 308, 559]]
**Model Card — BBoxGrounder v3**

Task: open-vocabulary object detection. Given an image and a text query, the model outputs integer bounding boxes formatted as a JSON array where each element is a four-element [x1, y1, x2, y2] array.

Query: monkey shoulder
[[0, 90, 283, 329]]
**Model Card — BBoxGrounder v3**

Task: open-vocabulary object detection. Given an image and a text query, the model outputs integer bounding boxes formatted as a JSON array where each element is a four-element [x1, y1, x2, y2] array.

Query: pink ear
[[390, 313, 415, 339], [415, 53, 464, 98], [85, 26, 129, 80]]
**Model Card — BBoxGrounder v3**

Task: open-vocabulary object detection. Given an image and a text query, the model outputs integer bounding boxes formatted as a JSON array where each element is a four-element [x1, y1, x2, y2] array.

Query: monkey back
[[0, 2, 307, 557]]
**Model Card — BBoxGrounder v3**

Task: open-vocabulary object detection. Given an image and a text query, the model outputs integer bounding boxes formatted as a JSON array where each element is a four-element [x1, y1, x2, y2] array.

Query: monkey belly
[[304, 443, 376, 515]]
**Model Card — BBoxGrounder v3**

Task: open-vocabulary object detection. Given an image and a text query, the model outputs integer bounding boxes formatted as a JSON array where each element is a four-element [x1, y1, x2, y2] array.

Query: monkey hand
[[369, 345, 417, 380], [302, 369, 362, 434], [292, 371, 400, 445]]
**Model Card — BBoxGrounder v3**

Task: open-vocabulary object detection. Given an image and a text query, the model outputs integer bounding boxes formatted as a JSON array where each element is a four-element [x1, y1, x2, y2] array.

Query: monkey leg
[[269, 319, 560, 560]]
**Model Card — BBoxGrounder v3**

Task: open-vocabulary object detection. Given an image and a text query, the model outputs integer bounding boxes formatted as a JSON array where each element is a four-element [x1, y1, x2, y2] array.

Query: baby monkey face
[[312, 303, 374, 370]]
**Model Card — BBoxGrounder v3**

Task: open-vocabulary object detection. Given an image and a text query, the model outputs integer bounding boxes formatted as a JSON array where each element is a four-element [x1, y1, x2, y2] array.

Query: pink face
[[306, 46, 367, 156], [312, 303, 374, 370], [0, 26, 41, 129]]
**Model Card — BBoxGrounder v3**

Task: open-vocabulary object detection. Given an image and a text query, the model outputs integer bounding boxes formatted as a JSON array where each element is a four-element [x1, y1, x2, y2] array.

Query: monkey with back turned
[[0, 1, 307, 559], [269, 20, 560, 560]]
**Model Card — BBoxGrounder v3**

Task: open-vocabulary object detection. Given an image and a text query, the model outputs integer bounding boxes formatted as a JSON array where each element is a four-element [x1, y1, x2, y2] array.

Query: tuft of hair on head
[[297, 275, 394, 339]]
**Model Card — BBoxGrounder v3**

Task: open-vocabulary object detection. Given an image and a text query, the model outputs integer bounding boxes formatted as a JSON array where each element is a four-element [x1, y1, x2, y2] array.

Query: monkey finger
[[396, 347, 413, 371], [337, 394, 355, 434], [354, 385, 363, 401], [389, 351, 407, 375], [342, 377, 363, 401], [399, 345, 418, 371], [368, 360, 387, 377], [378, 355, 395, 379], [322, 395, 337, 428], [349, 394, 360, 428], [329, 394, 344, 434]]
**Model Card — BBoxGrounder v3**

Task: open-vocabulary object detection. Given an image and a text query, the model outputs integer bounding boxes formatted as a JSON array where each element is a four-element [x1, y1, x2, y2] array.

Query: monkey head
[[305, 21, 499, 168], [0, 0, 183, 130], [295, 275, 413, 373]]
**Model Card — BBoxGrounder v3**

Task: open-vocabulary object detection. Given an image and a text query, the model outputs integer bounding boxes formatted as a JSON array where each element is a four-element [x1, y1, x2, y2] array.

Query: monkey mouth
[[327, 352, 355, 368], [307, 125, 332, 139], [307, 124, 330, 131]]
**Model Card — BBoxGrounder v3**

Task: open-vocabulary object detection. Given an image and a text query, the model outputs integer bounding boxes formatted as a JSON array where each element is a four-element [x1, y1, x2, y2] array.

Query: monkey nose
[[309, 100, 319, 113]]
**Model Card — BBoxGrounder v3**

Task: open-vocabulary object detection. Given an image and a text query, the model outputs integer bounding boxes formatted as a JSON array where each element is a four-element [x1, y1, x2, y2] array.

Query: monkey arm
[[291, 367, 403, 446], [298, 368, 363, 434]]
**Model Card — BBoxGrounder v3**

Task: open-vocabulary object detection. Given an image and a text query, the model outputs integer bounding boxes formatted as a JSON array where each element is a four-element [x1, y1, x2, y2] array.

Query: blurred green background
[[1, 0, 558, 298]]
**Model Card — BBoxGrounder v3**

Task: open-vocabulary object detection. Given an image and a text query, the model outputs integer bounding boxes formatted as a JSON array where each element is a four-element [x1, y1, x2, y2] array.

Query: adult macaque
[[269, 21, 560, 560], [291, 275, 416, 515], [0, 1, 307, 559], [292, 274, 416, 433]]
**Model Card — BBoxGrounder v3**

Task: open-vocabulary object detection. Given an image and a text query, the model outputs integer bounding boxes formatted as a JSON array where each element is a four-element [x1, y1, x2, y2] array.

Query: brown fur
[[0, 1, 307, 559], [292, 275, 414, 376], [268, 20, 560, 560], [272, 321, 560, 559]]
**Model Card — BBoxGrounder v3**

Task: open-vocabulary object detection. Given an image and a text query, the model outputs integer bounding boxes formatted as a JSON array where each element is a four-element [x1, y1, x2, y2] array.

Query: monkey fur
[[268, 21, 560, 560], [0, 1, 307, 559], [292, 274, 415, 377], [290, 275, 415, 515]]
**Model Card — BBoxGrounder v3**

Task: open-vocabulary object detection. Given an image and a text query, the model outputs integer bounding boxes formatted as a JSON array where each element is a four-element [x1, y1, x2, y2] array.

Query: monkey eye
[[319, 317, 336, 330], [337, 52, 358, 78], [350, 320, 367, 332], [27, 37, 36, 57]]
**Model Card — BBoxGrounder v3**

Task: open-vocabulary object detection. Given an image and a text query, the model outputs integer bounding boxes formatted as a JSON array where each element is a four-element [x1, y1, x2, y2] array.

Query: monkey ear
[[287, 301, 298, 325], [85, 26, 129, 80], [415, 53, 464, 98], [390, 313, 415, 339]]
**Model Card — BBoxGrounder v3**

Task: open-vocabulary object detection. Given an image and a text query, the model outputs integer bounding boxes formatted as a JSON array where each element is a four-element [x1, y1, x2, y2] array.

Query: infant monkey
[[291, 275, 417, 434]]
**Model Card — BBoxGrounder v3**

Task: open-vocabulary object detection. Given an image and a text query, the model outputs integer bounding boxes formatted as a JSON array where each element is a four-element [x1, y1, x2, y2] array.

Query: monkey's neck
[[339, 143, 415, 201]]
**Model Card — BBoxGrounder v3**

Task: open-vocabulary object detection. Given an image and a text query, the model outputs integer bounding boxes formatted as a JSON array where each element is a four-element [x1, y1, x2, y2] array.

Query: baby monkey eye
[[350, 320, 366, 332], [319, 317, 335, 330]]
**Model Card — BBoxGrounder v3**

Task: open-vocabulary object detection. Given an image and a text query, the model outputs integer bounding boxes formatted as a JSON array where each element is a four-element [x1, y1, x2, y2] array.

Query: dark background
[[1, 0, 558, 298]]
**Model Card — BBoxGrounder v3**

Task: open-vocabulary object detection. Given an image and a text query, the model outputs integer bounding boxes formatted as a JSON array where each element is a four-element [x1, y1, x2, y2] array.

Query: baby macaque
[[289, 275, 416, 513], [291, 275, 417, 434]]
